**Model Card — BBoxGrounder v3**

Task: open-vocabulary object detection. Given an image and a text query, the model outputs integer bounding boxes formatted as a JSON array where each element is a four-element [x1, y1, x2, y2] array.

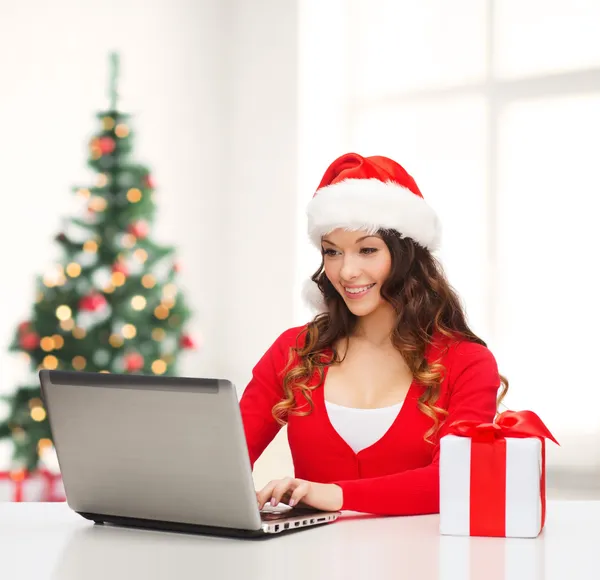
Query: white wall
[[0, 0, 300, 479]]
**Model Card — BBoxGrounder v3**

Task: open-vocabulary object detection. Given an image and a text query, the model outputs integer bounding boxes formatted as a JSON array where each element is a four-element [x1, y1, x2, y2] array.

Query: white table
[[0, 500, 596, 579]]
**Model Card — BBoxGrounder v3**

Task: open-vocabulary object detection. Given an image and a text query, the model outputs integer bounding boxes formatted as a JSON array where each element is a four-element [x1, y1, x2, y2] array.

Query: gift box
[[0, 468, 66, 502], [439, 410, 558, 538]]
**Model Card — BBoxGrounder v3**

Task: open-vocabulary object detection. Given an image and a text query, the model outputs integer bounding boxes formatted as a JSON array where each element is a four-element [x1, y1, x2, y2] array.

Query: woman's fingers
[[270, 477, 294, 506], [288, 481, 311, 507], [256, 480, 279, 510], [256, 477, 312, 509]]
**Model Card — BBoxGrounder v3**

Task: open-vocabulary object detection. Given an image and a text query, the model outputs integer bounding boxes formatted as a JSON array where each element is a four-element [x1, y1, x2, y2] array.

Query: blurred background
[[0, 0, 599, 500]]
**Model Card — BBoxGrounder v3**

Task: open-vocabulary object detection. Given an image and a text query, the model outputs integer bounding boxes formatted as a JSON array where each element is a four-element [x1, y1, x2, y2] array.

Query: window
[[297, 0, 600, 449]]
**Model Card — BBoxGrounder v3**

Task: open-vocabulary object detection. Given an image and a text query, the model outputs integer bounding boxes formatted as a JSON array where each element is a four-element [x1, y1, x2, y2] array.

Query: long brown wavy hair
[[273, 229, 509, 444]]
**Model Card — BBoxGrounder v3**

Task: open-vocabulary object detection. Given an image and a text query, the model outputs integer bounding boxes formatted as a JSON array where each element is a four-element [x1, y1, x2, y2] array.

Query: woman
[[240, 152, 508, 516]]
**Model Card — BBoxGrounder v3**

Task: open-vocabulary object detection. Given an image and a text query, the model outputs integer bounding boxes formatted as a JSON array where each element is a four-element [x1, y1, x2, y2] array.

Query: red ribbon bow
[[448, 409, 559, 444], [446, 410, 559, 537]]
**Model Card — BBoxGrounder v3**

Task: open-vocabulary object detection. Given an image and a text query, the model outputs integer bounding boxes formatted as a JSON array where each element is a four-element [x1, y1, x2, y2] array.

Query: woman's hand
[[256, 477, 343, 512]]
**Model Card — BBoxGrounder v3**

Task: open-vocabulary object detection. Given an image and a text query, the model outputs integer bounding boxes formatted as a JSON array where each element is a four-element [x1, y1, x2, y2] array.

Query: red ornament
[[98, 137, 116, 155], [127, 220, 149, 239], [144, 174, 155, 189], [180, 334, 196, 350], [173, 262, 181, 273], [20, 332, 40, 351], [79, 293, 107, 312], [112, 261, 129, 276], [18, 321, 31, 334], [124, 352, 144, 372]]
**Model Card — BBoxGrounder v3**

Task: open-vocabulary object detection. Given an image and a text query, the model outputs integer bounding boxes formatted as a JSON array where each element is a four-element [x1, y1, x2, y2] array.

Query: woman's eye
[[322, 248, 337, 256], [361, 248, 378, 255]]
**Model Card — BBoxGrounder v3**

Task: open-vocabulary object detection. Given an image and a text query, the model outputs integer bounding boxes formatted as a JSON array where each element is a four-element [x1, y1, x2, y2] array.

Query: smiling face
[[321, 228, 392, 317]]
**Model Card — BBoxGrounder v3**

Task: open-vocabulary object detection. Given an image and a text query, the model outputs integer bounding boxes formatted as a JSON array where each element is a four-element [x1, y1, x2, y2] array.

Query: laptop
[[38, 369, 340, 539]]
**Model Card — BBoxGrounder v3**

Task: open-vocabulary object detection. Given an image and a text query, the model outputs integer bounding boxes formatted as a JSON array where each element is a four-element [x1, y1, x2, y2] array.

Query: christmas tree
[[0, 53, 196, 472]]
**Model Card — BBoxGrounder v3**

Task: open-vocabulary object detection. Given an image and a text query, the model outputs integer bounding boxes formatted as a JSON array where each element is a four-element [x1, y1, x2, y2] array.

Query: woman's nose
[[339, 256, 361, 281]]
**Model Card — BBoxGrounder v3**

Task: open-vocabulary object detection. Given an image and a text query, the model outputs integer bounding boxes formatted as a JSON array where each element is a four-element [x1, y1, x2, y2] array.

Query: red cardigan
[[239, 325, 500, 516]]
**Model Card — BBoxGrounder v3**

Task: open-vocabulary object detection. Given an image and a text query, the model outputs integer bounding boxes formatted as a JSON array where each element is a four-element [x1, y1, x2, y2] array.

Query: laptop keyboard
[[261, 512, 288, 522], [260, 506, 324, 521]]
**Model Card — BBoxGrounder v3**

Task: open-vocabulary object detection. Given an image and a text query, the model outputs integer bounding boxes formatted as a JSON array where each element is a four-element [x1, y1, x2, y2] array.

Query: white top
[[1, 501, 598, 580], [324, 399, 403, 453]]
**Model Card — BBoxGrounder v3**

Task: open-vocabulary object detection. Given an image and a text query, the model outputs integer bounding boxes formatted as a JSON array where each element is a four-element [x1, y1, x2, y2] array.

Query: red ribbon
[[0, 469, 64, 502], [446, 410, 559, 537]]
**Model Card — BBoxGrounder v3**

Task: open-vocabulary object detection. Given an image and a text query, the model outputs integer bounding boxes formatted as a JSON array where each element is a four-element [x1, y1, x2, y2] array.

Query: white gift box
[[0, 470, 65, 502], [439, 434, 544, 538]]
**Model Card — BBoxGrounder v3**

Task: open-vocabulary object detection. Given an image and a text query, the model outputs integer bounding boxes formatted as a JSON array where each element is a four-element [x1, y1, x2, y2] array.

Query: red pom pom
[[111, 261, 129, 276], [79, 293, 107, 312], [180, 334, 195, 350], [124, 352, 144, 372], [127, 220, 149, 239], [20, 332, 40, 351], [98, 137, 116, 155]]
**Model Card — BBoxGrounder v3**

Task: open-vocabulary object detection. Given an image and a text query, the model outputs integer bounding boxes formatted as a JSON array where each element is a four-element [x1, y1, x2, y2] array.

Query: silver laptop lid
[[39, 370, 262, 531]]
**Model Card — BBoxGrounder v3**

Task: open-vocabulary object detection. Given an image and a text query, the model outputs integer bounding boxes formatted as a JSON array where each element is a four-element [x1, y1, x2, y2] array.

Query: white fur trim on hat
[[302, 278, 328, 313], [306, 178, 441, 251]]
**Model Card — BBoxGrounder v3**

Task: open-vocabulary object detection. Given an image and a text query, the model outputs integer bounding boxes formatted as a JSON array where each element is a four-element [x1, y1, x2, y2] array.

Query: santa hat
[[303, 152, 441, 313]]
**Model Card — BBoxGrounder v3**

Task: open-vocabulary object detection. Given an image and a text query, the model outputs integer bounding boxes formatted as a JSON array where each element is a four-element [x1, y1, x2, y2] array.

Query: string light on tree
[[60, 319, 75, 331], [102, 116, 115, 131], [72, 356, 87, 371], [30, 406, 46, 422], [83, 240, 99, 253], [28, 398, 43, 410], [40, 337, 55, 352], [141, 274, 156, 289], [152, 328, 166, 341], [131, 295, 147, 310], [122, 324, 137, 339], [42, 355, 58, 370], [66, 262, 82, 278], [154, 305, 169, 320], [133, 249, 148, 263], [97, 173, 109, 188], [127, 188, 142, 203], [109, 334, 124, 348], [88, 196, 108, 212], [151, 359, 167, 375], [163, 284, 177, 299], [72, 327, 86, 339], [37, 438, 53, 455], [56, 305, 72, 321], [122, 233, 136, 248], [112, 272, 126, 287], [115, 123, 129, 138]]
